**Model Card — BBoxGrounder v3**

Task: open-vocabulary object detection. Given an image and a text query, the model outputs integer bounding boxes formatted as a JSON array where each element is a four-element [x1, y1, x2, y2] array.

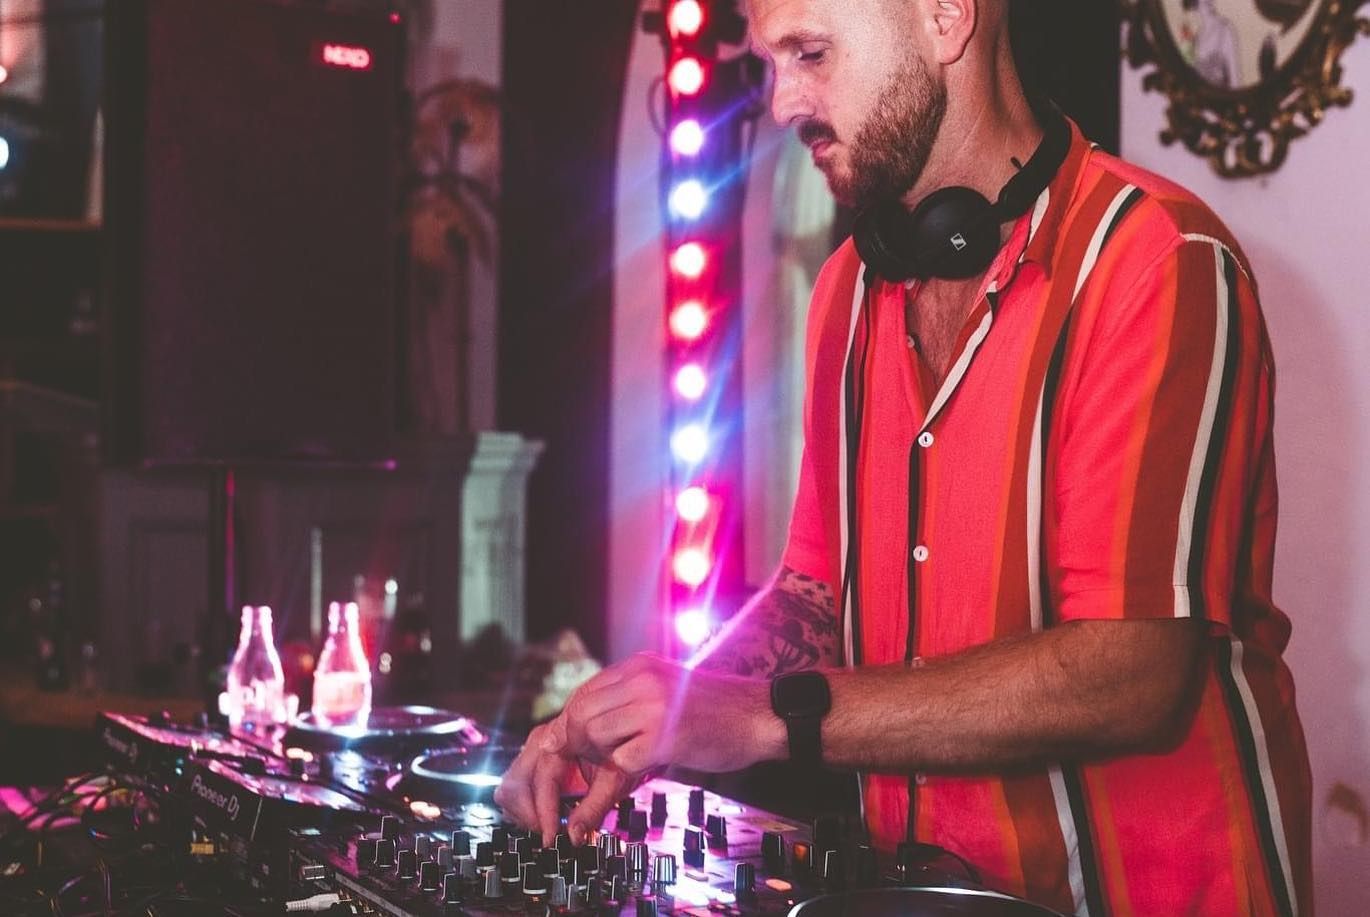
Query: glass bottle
[[223, 605, 287, 729], [311, 601, 372, 728]]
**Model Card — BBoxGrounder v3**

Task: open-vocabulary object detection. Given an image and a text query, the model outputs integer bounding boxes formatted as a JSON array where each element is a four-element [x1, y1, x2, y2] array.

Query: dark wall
[[1011, 0, 1122, 154], [498, 1, 641, 656]]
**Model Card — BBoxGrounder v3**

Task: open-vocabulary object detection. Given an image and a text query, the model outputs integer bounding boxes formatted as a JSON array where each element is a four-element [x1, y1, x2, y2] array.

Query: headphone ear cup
[[906, 186, 1000, 280], [852, 201, 922, 283]]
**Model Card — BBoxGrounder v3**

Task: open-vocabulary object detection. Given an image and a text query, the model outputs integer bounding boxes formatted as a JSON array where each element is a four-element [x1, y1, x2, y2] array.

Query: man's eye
[[798, 47, 826, 63]]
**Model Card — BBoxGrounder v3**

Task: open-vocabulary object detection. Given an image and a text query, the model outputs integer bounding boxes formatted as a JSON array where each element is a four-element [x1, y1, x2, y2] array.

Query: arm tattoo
[[694, 566, 838, 677]]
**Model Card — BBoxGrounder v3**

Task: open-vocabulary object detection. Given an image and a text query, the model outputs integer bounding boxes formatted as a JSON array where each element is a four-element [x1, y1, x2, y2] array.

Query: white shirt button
[[911, 655, 926, 668], [912, 545, 929, 563], [917, 431, 934, 448], [914, 772, 928, 786]]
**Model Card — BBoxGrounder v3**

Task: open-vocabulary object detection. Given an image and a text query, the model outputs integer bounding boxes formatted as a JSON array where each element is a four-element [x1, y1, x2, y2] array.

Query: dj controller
[[84, 707, 1059, 916]]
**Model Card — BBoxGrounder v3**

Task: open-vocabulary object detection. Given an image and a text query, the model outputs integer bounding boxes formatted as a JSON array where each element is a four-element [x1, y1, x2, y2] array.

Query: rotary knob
[[436, 844, 453, 870], [549, 875, 568, 907], [761, 832, 786, 874], [515, 835, 533, 860], [705, 814, 728, 848], [636, 896, 659, 917], [822, 848, 846, 892], [475, 841, 495, 868], [397, 848, 418, 880], [626, 841, 648, 879], [451, 829, 471, 857], [605, 854, 627, 882], [791, 840, 814, 875], [537, 847, 560, 878], [482, 865, 502, 899], [455, 855, 477, 880], [576, 844, 602, 877], [355, 836, 378, 870], [650, 791, 668, 826], [491, 826, 510, 851], [499, 852, 521, 893], [420, 860, 441, 892], [522, 862, 548, 896], [555, 832, 574, 857], [374, 838, 397, 870], [735, 862, 757, 904], [653, 853, 677, 887], [682, 827, 706, 870], [598, 833, 623, 860], [380, 815, 400, 842], [443, 871, 463, 904], [687, 788, 705, 826], [416, 834, 433, 860], [855, 844, 879, 887], [628, 809, 649, 840]]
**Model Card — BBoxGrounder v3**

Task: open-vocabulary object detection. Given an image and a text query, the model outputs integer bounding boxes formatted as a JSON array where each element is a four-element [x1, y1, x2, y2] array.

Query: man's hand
[[544, 653, 785, 775]]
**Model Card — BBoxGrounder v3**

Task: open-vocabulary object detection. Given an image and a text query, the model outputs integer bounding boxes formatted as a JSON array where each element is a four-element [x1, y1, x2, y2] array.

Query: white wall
[[1122, 41, 1370, 916]]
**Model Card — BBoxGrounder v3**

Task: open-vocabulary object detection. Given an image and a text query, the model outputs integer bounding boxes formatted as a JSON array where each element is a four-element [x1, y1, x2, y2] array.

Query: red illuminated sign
[[321, 43, 373, 71]]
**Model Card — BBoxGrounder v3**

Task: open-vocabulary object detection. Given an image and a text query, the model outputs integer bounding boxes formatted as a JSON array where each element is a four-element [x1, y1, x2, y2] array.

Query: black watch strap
[[770, 671, 832, 767]]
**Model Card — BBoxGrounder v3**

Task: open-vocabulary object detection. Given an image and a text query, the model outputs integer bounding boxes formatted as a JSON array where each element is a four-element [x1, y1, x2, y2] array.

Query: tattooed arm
[[691, 565, 839, 677]]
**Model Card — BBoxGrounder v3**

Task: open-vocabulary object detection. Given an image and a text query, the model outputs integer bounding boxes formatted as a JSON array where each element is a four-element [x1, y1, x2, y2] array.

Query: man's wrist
[[746, 678, 789, 764]]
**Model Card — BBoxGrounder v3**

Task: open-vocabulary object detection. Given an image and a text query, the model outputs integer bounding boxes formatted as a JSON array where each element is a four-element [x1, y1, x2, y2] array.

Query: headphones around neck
[[852, 105, 1071, 283]]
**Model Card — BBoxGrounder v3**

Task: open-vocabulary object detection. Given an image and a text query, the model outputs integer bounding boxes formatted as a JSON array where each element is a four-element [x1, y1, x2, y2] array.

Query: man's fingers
[[494, 737, 542, 829], [532, 753, 566, 848], [610, 735, 660, 775], [567, 765, 632, 846]]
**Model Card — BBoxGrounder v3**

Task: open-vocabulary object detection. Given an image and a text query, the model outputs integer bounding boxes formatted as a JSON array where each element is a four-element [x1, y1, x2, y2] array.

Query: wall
[[1121, 39, 1370, 916]]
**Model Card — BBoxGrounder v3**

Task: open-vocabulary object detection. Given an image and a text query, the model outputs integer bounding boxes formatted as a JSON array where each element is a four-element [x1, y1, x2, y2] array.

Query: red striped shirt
[[783, 121, 1312, 915]]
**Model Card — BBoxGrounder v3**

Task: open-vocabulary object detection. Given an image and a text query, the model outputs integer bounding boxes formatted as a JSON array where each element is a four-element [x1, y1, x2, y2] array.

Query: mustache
[[797, 120, 838, 147]]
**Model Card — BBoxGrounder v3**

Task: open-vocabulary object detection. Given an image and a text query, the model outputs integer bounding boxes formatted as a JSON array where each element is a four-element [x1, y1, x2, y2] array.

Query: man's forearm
[[760, 618, 1206, 773], [692, 566, 839, 677]]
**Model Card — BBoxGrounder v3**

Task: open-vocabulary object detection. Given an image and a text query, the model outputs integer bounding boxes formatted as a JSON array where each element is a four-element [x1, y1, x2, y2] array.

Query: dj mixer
[[83, 707, 1056, 916]]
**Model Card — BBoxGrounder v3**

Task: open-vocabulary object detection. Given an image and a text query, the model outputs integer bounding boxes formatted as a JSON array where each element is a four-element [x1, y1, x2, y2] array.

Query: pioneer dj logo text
[[321, 43, 372, 71], [190, 775, 240, 821], [101, 728, 139, 764]]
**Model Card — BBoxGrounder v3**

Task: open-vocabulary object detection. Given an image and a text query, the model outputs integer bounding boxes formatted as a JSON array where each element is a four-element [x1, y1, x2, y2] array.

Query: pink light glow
[[670, 120, 706, 157], [668, 0, 705, 38], [674, 364, 708, 401], [675, 486, 710, 523], [670, 243, 707, 280], [670, 301, 709, 340], [675, 608, 712, 646], [668, 57, 706, 96], [672, 547, 712, 587], [321, 43, 373, 71]]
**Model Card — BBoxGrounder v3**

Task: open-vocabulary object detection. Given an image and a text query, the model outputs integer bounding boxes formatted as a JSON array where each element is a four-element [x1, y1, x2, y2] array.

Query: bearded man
[[498, 1, 1312, 913]]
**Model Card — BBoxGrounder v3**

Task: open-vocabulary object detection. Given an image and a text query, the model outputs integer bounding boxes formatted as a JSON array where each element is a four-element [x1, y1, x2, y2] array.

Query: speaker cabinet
[[103, 0, 404, 465]]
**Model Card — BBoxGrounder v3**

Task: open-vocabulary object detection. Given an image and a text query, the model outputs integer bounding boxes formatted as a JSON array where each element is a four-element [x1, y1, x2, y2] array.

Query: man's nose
[[769, 75, 810, 129]]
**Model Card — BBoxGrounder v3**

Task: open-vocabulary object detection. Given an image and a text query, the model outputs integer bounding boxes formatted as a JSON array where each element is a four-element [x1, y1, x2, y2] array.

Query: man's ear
[[921, 0, 977, 66]]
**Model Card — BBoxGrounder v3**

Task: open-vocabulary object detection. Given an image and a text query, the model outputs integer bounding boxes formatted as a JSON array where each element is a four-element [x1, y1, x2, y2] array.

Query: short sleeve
[[781, 440, 831, 583], [1047, 237, 1272, 629]]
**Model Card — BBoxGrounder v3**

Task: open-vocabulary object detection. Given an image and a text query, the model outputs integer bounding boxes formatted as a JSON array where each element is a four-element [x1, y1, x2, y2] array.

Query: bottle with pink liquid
[[222, 605, 288, 729], [311, 601, 372, 728]]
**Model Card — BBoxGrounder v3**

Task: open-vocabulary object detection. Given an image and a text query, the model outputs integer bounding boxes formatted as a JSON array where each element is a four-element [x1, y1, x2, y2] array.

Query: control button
[[380, 815, 400, 842], [537, 847, 559, 878], [482, 865, 502, 899], [555, 833, 574, 857], [608, 876, 628, 903], [653, 853, 677, 887], [576, 844, 601, 877], [397, 848, 418, 880], [475, 841, 495, 868], [549, 875, 568, 907], [682, 827, 706, 870], [628, 809, 649, 840], [687, 789, 706, 826], [650, 792, 668, 826], [616, 798, 635, 831], [626, 842, 648, 879], [491, 826, 510, 851], [822, 849, 846, 891], [451, 829, 471, 857], [735, 862, 757, 904], [912, 545, 929, 563], [918, 431, 934, 448], [604, 854, 627, 882], [416, 835, 433, 860], [705, 814, 728, 848], [811, 816, 840, 859], [355, 836, 377, 870], [499, 851, 522, 892], [598, 833, 623, 860], [560, 857, 581, 887], [374, 838, 396, 870], [761, 832, 786, 874], [443, 871, 463, 904], [436, 843, 452, 869], [522, 862, 548, 896], [456, 855, 477, 880], [420, 860, 441, 892], [636, 895, 659, 917], [515, 835, 533, 860]]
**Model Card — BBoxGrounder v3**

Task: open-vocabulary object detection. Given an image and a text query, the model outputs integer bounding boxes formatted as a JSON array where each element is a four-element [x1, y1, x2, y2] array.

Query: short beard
[[829, 57, 947, 210]]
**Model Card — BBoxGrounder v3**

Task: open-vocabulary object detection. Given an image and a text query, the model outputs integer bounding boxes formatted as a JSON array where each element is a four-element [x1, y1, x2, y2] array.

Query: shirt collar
[[1018, 116, 1094, 279]]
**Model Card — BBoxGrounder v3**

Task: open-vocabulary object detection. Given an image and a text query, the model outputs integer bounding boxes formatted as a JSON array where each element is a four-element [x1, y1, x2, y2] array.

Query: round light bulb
[[671, 424, 709, 464], [675, 486, 711, 523], [669, 180, 709, 220], [675, 608, 713, 646], [672, 548, 712, 587], [670, 120, 705, 157], [668, 57, 706, 96], [669, 301, 709, 340], [668, 0, 705, 38], [670, 243, 707, 279], [674, 364, 708, 401]]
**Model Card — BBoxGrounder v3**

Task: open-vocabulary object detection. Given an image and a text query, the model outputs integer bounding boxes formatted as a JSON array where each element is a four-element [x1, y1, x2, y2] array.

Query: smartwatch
[[770, 671, 832, 767]]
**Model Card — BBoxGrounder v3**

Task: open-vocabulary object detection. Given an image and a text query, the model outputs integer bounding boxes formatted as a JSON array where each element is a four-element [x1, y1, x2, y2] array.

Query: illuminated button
[[917, 431, 934, 448], [912, 545, 929, 563]]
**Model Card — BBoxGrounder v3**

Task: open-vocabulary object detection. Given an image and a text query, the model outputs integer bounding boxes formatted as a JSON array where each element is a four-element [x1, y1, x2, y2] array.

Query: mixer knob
[[537, 847, 560, 878], [522, 862, 548, 896], [380, 815, 400, 842], [628, 809, 649, 840], [515, 835, 533, 860], [482, 865, 502, 899], [761, 831, 786, 874], [812, 815, 841, 859], [793, 840, 815, 876], [475, 841, 496, 868], [555, 832, 574, 857], [587, 876, 605, 908], [560, 857, 581, 886], [420, 860, 442, 892], [626, 841, 648, 879], [355, 836, 378, 870], [687, 788, 705, 826], [456, 855, 477, 880], [374, 838, 397, 869], [491, 826, 509, 851], [705, 814, 728, 848], [734, 862, 757, 904], [608, 875, 628, 903], [436, 844, 453, 869], [636, 895, 659, 917], [653, 853, 677, 887], [397, 848, 418, 880], [598, 833, 623, 860], [616, 796, 635, 820], [682, 827, 706, 870], [499, 851, 521, 892], [576, 844, 601, 877], [443, 871, 463, 904], [416, 834, 433, 860], [549, 874, 568, 907], [451, 829, 471, 857], [855, 845, 879, 887], [650, 791, 668, 826], [822, 848, 846, 891], [605, 854, 627, 882]]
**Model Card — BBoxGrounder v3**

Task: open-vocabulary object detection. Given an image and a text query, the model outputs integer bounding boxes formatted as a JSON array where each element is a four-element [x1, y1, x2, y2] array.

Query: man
[[497, 1, 1312, 913]]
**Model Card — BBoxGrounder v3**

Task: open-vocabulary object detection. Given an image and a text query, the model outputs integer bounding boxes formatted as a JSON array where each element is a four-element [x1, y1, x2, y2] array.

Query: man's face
[[750, 0, 947, 209]]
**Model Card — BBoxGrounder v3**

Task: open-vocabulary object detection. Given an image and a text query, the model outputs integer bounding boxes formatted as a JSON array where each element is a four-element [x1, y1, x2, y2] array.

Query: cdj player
[[85, 707, 1058, 916]]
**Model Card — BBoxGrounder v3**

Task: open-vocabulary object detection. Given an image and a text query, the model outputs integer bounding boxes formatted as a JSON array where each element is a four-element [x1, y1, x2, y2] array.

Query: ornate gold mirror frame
[[1123, 0, 1370, 177]]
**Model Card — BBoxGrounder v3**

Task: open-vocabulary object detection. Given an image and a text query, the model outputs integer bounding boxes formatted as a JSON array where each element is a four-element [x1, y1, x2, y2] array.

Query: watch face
[[772, 672, 832, 719]]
